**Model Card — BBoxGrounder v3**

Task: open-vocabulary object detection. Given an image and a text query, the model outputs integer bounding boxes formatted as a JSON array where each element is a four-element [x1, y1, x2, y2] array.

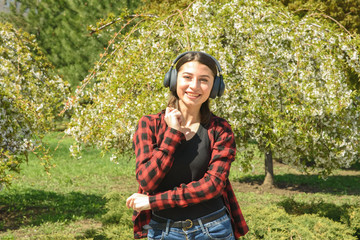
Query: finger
[[126, 197, 133, 209], [126, 195, 132, 208], [133, 202, 142, 212], [178, 115, 184, 125], [132, 203, 138, 212], [126, 193, 137, 208], [172, 111, 182, 121], [172, 110, 181, 117], [130, 198, 136, 209], [168, 107, 176, 114]]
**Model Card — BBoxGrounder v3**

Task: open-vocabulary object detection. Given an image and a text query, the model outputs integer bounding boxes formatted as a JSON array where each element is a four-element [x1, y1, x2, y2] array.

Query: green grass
[[0, 132, 136, 239], [0, 132, 359, 239], [11, 132, 136, 194]]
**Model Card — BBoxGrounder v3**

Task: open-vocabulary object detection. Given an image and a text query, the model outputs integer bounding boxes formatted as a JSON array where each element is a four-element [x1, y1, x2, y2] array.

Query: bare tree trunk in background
[[262, 150, 275, 188]]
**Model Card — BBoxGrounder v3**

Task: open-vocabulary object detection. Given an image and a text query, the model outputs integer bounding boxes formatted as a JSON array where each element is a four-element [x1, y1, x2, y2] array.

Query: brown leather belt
[[149, 208, 227, 231]]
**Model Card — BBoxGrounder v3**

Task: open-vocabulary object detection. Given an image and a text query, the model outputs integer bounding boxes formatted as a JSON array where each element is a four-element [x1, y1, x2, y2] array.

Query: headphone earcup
[[210, 77, 219, 99], [218, 76, 225, 97], [169, 68, 177, 92], [163, 68, 172, 88], [163, 67, 178, 92], [210, 76, 225, 99]]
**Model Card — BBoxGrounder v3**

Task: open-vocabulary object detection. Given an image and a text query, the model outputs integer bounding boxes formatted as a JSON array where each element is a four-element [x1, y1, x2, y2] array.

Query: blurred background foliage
[[1, 0, 141, 90], [273, 0, 360, 35]]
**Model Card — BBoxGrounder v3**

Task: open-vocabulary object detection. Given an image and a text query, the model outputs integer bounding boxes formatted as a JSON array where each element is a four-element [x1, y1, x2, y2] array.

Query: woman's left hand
[[126, 193, 151, 212]]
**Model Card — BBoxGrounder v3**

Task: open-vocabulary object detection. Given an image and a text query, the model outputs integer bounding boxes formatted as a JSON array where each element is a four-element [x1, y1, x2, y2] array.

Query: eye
[[200, 78, 209, 83]]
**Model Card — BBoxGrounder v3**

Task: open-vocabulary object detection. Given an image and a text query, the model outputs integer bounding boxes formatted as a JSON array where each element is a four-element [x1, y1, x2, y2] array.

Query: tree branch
[[309, 13, 353, 37], [89, 13, 158, 35]]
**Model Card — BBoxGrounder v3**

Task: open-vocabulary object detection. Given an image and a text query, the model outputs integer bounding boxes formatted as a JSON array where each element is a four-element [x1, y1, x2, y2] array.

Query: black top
[[153, 124, 224, 220]]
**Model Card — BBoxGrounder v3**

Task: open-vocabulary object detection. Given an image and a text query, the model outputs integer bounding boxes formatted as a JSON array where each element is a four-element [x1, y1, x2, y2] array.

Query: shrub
[[278, 197, 360, 238], [278, 197, 350, 222], [348, 206, 360, 239], [100, 192, 134, 239], [243, 205, 356, 239]]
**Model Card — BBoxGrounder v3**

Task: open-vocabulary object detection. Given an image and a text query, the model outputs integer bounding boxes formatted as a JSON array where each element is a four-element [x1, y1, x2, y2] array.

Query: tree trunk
[[262, 150, 275, 188]]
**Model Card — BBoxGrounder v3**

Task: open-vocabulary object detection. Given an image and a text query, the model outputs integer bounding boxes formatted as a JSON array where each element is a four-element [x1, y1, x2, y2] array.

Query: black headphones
[[163, 51, 225, 99]]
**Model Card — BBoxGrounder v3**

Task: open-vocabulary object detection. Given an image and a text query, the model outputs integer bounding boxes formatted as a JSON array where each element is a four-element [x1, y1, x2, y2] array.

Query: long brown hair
[[167, 52, 218, 126]]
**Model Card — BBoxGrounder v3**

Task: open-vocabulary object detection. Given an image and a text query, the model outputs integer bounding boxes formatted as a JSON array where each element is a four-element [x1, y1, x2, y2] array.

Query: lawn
[[0, 132, 359, 239]]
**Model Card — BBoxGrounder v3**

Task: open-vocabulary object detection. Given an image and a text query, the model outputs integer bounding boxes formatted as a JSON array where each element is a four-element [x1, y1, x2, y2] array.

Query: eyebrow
[[182, 72, 212, 78]]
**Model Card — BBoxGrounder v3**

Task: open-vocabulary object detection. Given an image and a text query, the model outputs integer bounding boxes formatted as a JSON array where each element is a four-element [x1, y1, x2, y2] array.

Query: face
[[176, 61, 214, 110]]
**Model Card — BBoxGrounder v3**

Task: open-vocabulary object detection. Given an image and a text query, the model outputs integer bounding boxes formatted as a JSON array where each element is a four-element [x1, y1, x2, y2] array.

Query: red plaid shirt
[[132, 110, 248, 239]]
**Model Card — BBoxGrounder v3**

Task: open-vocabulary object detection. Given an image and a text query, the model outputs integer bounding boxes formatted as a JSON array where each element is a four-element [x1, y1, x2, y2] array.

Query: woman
[[126, 51, 248, 239]]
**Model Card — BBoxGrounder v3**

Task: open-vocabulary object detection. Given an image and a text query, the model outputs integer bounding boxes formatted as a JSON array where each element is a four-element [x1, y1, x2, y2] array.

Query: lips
[[186, 92, 201, 98]]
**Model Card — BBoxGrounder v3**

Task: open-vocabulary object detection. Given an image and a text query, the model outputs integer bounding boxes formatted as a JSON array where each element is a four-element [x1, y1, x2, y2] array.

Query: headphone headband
[[170, 51, 223, 76]]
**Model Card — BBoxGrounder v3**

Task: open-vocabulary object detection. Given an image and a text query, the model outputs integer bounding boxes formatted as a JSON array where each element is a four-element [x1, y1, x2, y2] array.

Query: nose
[[189, 78, 200, 89]]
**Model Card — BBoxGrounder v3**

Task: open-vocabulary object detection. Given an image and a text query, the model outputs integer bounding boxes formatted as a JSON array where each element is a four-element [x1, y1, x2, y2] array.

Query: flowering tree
[[0, 22, 70, 186], [65, 0, 360, 186]]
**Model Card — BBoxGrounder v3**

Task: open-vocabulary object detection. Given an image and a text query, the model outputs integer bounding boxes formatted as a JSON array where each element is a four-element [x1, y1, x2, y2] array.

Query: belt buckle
[[182, 219, 193, 231]]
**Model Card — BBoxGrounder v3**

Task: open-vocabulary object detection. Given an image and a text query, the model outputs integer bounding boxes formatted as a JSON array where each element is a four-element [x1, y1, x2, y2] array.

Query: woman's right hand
[[164, 107, 182, 131], [126, 193, 150, 212]]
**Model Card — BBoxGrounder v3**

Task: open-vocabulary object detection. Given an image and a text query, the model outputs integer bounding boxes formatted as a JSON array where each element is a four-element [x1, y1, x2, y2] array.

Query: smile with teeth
[[186, 92, 201, 98]]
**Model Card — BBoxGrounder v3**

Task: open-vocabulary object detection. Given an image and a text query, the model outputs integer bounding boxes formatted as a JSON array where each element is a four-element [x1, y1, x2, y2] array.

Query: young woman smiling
[[126, 51, 248, 239]]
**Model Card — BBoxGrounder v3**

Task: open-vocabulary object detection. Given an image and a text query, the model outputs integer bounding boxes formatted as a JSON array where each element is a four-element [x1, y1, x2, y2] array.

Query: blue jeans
[[147, 207, 235, 240]]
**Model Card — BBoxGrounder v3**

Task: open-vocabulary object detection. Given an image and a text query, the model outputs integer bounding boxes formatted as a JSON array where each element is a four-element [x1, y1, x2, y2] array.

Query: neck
[[178, 102, 201, 127]]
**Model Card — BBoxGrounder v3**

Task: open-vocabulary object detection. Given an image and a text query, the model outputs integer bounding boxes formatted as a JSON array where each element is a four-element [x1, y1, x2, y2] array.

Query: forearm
[[135, 125, 185, 193], [149, 162, 230, 211]]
